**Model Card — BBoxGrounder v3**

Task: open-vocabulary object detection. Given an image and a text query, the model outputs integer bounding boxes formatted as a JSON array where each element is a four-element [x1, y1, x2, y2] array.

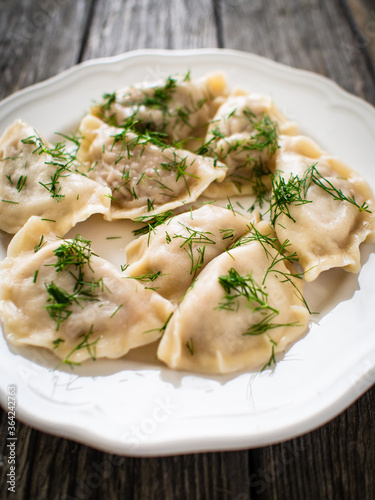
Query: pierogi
[[0, 218, 173, 364], [0, 71, 374, 374], [157, 221, 310, 374], [124, 204, 259, 303], [0, 120, 111, 234]]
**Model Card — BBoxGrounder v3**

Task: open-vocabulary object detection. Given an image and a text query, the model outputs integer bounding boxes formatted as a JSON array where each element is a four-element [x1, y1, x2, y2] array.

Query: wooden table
[[1, 1, 375, 498]]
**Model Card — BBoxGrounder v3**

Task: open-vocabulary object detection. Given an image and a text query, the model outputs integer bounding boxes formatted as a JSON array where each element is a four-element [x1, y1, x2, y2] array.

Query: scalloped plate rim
[[0, 48, 374, 456]]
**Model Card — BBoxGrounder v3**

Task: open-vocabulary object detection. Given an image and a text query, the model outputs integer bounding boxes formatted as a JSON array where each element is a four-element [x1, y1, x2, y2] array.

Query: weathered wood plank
[[219, 0, 375, 105], [81, 0, 219, 62], [250, 386, 375, 500], [345, 0, 375, 73], [0, 408, 251, 500], [0, 0, 94, 101]]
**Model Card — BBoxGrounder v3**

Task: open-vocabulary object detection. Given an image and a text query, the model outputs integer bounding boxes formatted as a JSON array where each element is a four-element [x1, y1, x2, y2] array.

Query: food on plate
[[157, 220, 310, 373], [124, 204, 259, 303], [77, 114, 227, 220], [202, 91, 298, 199], [0, 70, 374, 374], [271, 135, 375, 281], [0, 120, 111, 234], [0, 217, 174, 365], [93, 71, 228, 145]]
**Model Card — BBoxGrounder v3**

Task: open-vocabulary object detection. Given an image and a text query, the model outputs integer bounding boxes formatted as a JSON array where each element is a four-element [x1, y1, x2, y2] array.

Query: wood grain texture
[[81, 0, 218, 61], [219, 0, 375, 104], [0, 0, 94, 101], [344, 0, 375, 76], [0, 0, 375, 499]]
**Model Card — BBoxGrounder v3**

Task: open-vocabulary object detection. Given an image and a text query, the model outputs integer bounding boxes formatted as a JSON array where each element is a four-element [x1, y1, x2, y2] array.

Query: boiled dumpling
[[124, 205, 258, 304], [0, 217, 174, 365], [202, 91, 298, 199], [271, 135, 375, 281], [77, 114, 227, 220], [0, 120, 111, 234], [157, 221, 309, 374], [93, 72, 228, 145]]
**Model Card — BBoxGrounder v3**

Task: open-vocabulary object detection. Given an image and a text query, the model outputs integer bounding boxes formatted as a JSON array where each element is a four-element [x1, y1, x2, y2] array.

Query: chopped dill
[[217, 268, 278, 314], [44, 236, 104, 330], [143, 312, 173, 335], [185, 337, 195, 355], [230, 223, 310, 312], [57, 325, 99, 368], [110, 304, 123, 318], [261, 338, 278, 371], [126, 271, 162, 283], [16, 175, 27, 192], [217, 268, 300, 336], [160, 154, 199, 196], [270, 163, 371, 227], [132, 210, 175, 238], [21, 132, 79, 201], [34, 235, 46, 253], [52, 337, 65, 349]]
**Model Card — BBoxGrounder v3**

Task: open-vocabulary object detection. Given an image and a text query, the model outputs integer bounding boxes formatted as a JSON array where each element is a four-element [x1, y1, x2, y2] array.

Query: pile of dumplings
[[0, 72, 374, 374]]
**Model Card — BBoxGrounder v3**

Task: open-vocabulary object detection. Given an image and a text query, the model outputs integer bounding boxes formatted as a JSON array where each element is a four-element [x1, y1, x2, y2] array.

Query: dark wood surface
[[1, 0, 375, 499]]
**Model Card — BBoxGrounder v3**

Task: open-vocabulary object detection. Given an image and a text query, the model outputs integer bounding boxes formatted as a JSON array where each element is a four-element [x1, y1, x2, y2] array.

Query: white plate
[[1, 49, 375, 456]]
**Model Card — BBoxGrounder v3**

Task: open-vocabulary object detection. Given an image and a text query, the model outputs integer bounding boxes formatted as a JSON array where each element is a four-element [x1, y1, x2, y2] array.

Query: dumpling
[[271, 135, 375, 281], [93, 72, 228, 145], [157, 221, 310, 374], [202, 91, 298, 199], [77, 114, 227, 220], [0, 217, 174, 365], [0, 120, 111, 234], [124, 205, 258, 304]]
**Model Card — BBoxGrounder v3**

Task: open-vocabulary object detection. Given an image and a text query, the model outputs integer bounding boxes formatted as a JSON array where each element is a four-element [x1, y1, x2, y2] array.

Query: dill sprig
[[242, 109, 279, 155], [51, 235, 96, 273], [140, 75, 178, 111], [102, 75, 178, 126], [173, 222, 216, 247], [229, 157, 272, 211], [185, 243, 206, 278], [231, 224, 310, 312], [307, 164, 371, 213], [44, 236, 104, 330], [34, 235, 46, 253], [231, 223, 295, 264], [270, 163, 371, 227], [100, 71, 196, 142], [101, 92, 117, 111], [21, 133, 78, 201], [172, 223, 216, 278], [126, 271, 162, 283], [16, 175, 27, 192], [220, 228, 236, 241], [261, 338, 278, 371], [217, 267, 278, 314], [269, 171, 312, 226], [52, 338, 65, 349], [57, 325, 99, 368], [197, 111, 278, 160], [143, 311, 173, 335], [159, 153, 199, 196], [217, 268, 300, 336], [44, 277, 103, 331], [111, 120, 169, 154], [185, 337, 195, 355], [132, 210, 175, 239]]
